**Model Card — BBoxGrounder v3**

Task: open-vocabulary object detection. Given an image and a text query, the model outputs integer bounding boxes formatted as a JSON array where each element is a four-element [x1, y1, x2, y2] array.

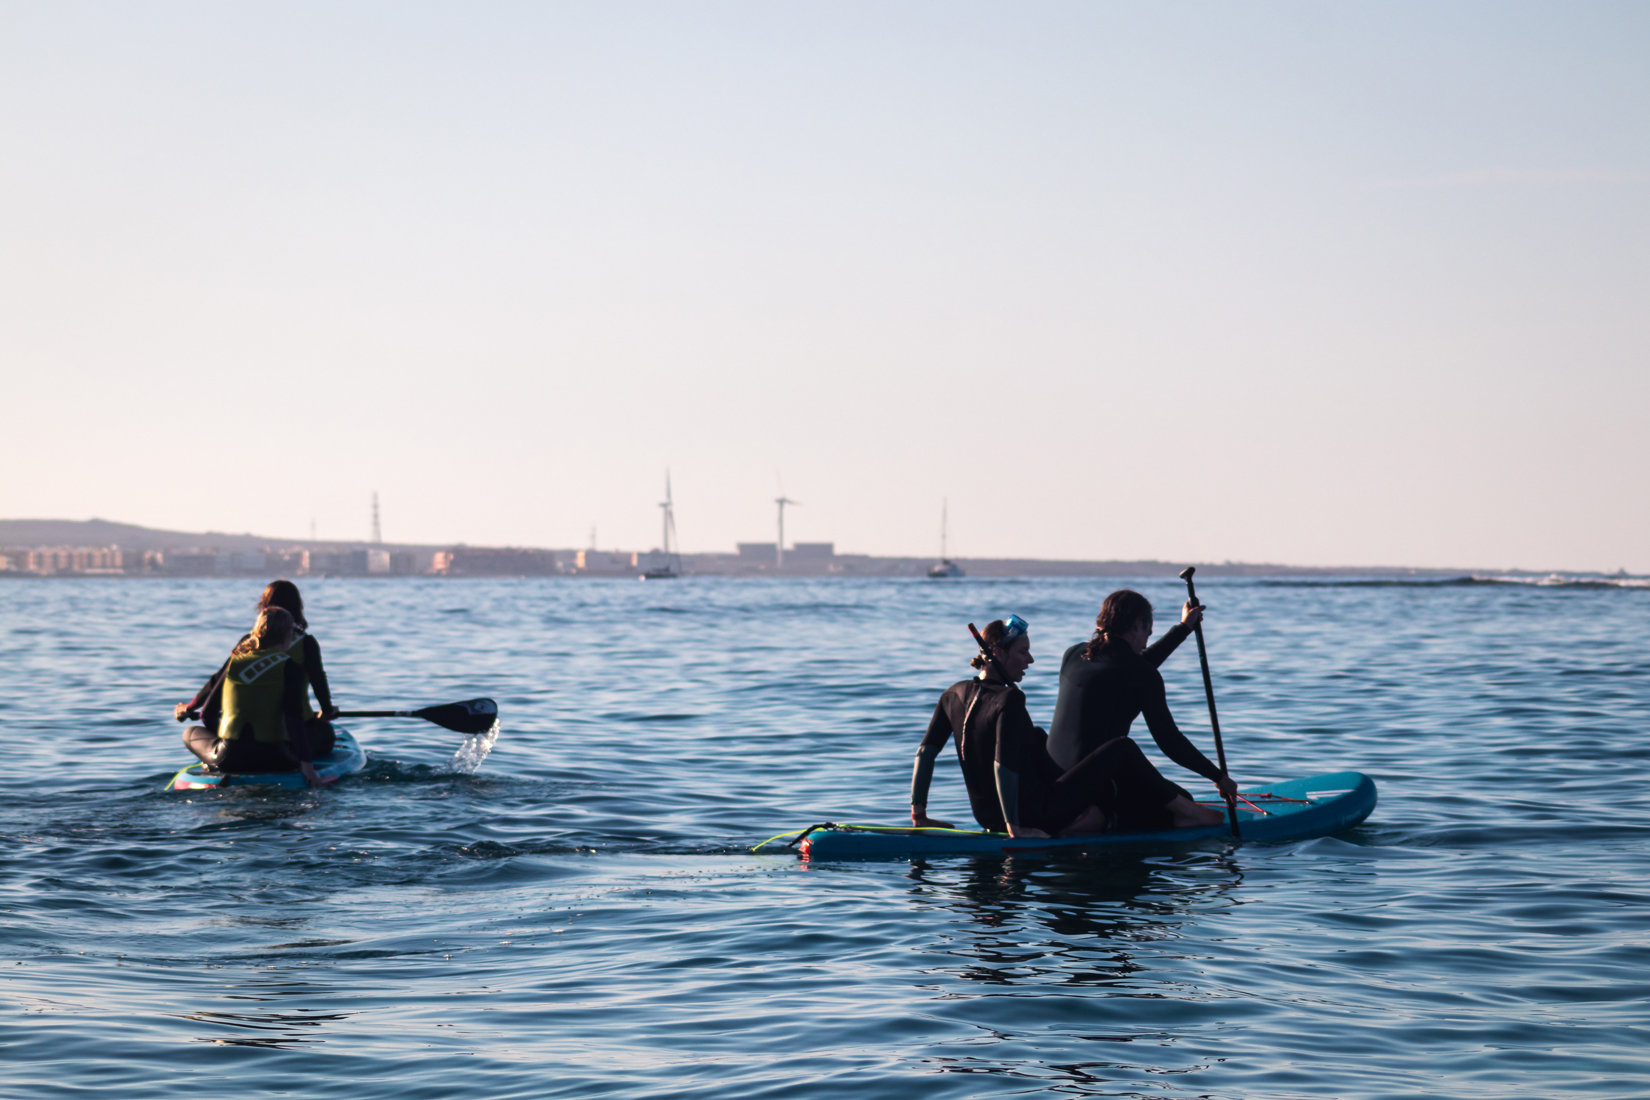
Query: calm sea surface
[[2, 575, 1647, 1098]]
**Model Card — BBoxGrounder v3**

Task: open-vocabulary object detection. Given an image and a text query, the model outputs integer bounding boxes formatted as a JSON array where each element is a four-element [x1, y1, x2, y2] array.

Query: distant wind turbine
[[643, 470, 682, 580], [774, 490, 799, 569], [660, 471, 678, 558]]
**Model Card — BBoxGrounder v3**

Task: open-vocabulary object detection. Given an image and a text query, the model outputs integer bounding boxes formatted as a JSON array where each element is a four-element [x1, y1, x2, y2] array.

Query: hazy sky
[[3, 2, 1646, 569]]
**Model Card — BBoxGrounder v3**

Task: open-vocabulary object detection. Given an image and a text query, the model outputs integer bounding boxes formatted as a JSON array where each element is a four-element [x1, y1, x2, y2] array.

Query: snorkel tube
[[967, 616, 1026, 685]]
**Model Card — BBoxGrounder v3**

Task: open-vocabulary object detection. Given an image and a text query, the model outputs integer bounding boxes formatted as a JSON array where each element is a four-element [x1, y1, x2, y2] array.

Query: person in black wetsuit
[[178, 607, 330, 786], [175, 580, 337, 756], [909, 616, 1110, 838], [1045, 589, 1237, 831]]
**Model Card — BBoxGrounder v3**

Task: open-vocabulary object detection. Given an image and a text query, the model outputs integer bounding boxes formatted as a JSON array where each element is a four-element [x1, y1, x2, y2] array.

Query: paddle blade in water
[[413, 698, 498, 734]]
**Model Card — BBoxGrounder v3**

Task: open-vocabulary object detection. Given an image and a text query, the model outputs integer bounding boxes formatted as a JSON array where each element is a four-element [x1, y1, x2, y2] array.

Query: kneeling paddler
[[178, 607, 330, 787], [1046, 589, 1237, 830]]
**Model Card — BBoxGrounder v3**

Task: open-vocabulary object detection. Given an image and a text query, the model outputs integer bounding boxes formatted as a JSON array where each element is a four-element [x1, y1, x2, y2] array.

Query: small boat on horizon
[[927, 499, 965, 579]]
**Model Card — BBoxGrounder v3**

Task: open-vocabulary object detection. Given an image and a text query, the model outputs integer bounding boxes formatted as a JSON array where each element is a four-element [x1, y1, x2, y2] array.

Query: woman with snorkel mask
[[908, 615, 1107, 838]]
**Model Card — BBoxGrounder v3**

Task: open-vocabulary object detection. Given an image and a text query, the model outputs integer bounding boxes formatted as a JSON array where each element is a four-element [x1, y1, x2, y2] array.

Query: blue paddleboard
[[164, 728, 367, 791], [769, 771, 1376, 860]]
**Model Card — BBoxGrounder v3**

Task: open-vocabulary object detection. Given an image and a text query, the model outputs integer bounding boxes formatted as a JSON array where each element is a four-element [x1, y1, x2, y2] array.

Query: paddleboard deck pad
[[771, 771, 1376, 860], [165, 728, 367, 791]]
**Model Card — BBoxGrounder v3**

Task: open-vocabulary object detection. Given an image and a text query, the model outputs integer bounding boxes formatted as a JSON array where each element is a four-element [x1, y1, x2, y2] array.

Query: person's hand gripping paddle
[[1177, 568, 1241, 839]]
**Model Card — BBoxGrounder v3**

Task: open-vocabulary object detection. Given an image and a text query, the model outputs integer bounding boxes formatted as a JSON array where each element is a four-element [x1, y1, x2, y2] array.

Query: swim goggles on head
[[1001, 614, 1029, 641]]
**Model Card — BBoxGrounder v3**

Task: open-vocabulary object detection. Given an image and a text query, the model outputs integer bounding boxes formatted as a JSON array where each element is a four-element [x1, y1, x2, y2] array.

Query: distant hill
[[0, 518, 440, 552]]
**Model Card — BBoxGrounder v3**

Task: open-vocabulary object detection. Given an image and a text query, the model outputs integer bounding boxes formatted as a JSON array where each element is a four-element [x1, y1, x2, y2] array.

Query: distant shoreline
[[5, 572, 1646, 589], [0, 517, 1635, 581]]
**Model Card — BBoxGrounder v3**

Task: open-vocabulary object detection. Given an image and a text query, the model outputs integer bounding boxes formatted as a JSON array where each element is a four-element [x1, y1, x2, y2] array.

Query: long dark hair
[[258, 580, 307, 631], [970, 619, 1011, 670], [1083, 589, 1153, 660], [233, 607, 295, 656]]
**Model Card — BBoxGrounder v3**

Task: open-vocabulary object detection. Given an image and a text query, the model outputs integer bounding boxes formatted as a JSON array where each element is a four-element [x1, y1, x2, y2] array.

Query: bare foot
[[1058, 805, 1109, 836], [1005, 824, 1050, 839], [1165, 794, 1225, 828]]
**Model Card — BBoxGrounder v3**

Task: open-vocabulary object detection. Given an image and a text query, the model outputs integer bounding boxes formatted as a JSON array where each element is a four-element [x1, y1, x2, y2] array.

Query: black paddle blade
[[413, 698, 498, 734]]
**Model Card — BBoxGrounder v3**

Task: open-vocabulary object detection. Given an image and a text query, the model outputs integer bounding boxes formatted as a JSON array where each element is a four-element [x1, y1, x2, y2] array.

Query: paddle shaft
[[1179, 567, 1240, 839], [331, 697, 498, 734]]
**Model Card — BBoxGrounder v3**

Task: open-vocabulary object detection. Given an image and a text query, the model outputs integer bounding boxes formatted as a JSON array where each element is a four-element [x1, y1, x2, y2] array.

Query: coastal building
[[574, 549, 637, 576], [258, 550, 298, 574], [731, 541, 833, 571], [436, 548, 561, 576], [304, 550, 370, 575], [160, 551, 217, 576], [634, 550, 674, 573], [303, 551, 344, 575], [2, 546, 142, 574], [216, 550, 266, 575]]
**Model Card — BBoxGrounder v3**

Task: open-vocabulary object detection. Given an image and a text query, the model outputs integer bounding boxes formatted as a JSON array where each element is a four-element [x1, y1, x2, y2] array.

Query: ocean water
[[2, 575, 1647, 1099]]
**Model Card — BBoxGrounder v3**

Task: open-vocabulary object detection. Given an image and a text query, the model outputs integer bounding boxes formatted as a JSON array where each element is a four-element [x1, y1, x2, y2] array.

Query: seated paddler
[[178, 607, 330, 787], [909, 615, 1108, 839], [176, 580, 338, 757], [1045, 589, 1237, 830]]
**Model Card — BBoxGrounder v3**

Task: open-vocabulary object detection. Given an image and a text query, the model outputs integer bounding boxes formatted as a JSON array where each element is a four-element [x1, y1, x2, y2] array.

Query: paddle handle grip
[[1179, 567, 1240, 839]]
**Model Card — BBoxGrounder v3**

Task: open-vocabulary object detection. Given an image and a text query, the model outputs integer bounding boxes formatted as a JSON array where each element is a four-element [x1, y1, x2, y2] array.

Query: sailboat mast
[[941, 498, 948, 561], [661, 473, 673, 556]]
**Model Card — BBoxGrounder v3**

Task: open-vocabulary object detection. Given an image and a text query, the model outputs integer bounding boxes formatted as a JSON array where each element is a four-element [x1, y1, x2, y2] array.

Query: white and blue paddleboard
[[165, 728, 367, 791], [767, 771, 1376, 861]]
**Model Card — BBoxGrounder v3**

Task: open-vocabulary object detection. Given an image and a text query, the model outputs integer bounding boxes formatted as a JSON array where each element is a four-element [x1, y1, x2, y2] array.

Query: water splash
[[441, 718, 500, 775]]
